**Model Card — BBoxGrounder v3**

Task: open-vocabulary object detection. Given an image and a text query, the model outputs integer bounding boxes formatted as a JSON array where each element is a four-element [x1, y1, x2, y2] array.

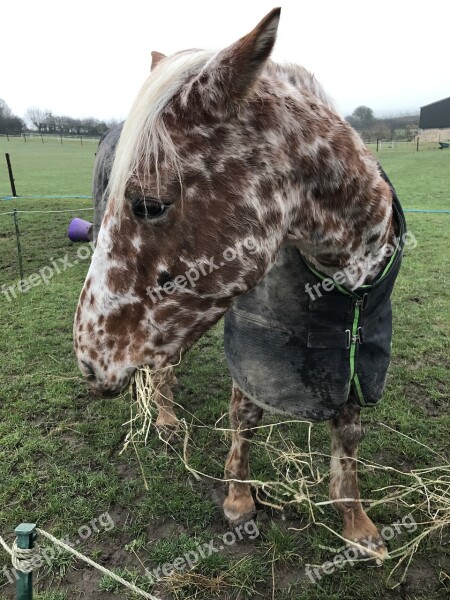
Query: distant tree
[[0, 98, 24, 134], [0, 98, 13, 119], [105, 118, 120, 130], [25, 107, 50, 132], [350, 105, 375, 131]]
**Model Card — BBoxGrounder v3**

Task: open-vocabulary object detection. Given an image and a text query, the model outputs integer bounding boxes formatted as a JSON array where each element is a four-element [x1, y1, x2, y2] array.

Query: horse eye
[[133, 197, 170, 219]]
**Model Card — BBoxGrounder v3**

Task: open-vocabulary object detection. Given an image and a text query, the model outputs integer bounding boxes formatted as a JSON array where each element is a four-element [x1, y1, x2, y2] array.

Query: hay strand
[[124, 370, 449, 586]]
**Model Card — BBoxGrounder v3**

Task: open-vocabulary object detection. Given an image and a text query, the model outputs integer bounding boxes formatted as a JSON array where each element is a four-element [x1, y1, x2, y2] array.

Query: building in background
[[418, 97, 450, 142], [420, 96, 450, 128]]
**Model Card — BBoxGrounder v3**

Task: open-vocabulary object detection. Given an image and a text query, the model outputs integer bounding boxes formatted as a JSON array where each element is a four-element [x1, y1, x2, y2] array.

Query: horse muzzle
[[79, 359, 135, 397]]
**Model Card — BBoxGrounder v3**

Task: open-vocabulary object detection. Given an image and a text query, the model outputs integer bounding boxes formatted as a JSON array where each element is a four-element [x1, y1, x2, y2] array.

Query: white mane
[[109, 49, 215, 211], [108, 50, 337, 213]]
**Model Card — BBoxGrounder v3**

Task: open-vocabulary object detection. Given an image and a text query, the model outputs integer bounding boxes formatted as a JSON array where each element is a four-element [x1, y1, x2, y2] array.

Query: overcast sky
[[2, 0, 449, 123]]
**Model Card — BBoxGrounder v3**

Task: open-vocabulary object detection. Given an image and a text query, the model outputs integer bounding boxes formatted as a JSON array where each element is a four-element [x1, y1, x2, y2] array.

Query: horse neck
[[278, 100, 395, 290]]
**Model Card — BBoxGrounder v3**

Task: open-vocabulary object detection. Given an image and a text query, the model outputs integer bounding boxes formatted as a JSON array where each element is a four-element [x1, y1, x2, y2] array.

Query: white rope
[[0, 534, 14, 556], [0, 530, 160, 600], [0, 537, 40, 573], [0, 208, 93, 217]]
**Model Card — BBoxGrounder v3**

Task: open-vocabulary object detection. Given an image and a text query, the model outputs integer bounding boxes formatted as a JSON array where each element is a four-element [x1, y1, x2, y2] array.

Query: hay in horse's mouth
[[121, 363, 177, 455], [122, 365, 157, 449]]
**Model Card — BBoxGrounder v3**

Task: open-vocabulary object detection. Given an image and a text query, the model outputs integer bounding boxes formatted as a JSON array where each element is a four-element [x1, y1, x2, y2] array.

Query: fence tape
[[0, 208, 93, 217], [1, 195, 92, 200]]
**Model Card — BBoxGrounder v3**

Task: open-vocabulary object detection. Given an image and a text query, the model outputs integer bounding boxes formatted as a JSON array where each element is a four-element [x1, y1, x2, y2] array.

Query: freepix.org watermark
[[305, 513, 417, 584], [1, 512, 114, 585], [1, 242, 95, 303], [145, 519, 259, 583], [305, 231, 417, 302], [146, 237, 259, 303]]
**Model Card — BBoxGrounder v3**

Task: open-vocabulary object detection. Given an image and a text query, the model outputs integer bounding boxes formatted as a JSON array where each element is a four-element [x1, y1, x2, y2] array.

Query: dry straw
[[126, 366, 449, 588]]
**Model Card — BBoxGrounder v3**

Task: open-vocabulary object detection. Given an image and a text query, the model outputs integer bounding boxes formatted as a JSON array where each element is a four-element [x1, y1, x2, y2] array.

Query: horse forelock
[[108, 48, 216, 215]]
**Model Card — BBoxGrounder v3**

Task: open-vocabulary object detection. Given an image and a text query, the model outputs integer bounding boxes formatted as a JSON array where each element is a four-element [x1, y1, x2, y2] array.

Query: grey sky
[[2, 0, 449, 122]]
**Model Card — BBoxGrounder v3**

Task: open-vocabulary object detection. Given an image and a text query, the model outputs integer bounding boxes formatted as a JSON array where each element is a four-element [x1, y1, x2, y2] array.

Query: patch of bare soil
[[407, 380, 449, 417]]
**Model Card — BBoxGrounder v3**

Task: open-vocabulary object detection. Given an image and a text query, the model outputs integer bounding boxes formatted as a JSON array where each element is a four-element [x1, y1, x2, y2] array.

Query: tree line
[[1, 97, 420, 141], [346, 105, 419, 140], [0, 99, 119, 136]]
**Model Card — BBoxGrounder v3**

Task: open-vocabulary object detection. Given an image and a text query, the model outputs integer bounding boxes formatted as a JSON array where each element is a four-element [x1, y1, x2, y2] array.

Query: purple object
[[68, 217, 93, 242]]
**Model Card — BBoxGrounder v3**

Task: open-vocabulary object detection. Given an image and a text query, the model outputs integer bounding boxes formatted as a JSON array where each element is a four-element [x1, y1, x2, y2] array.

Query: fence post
[[15, 523, 36, 600], [5, 153, 17, 197], [13, 209, 24, 281], [416, 137, 419, 152], [376, 138, 379, 152]]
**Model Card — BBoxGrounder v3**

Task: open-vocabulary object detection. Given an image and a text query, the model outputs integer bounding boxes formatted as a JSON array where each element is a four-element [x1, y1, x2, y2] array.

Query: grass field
[[0, 137, 449, 600]]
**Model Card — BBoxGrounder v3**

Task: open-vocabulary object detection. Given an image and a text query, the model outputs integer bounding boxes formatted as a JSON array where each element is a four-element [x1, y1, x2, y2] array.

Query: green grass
[[0, 139, 449, 599], [0, 135, 97, 197], [376, 149, 450, 210]]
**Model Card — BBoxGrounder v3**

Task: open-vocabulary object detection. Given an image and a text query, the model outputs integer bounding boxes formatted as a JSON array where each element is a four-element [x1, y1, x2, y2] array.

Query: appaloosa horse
[[75, 8, 406, 559]]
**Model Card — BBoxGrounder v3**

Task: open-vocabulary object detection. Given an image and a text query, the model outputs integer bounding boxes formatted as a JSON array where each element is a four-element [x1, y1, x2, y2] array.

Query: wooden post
[[80, 136, 83, 145], [60, 135, 63, 145], [5, 153, 17, 197], [13, 209, 24, 281], [416, 137, 419, 152], [376, 138, 379, 152], [15, 523, 36, 600], [6, 132, 9, 141]]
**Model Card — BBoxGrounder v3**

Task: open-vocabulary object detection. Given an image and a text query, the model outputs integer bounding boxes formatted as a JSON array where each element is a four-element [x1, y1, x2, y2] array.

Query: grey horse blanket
[[93, 126, 405, 421], [224, 175, 405, 421]]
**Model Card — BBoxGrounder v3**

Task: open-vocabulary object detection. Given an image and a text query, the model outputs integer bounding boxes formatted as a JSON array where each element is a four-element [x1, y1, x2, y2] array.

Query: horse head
[[74, 9, 293, 392]]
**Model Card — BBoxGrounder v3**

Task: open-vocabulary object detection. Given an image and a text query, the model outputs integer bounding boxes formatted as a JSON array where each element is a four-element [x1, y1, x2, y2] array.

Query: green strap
[[353, 373, 365, 405], [349, 302, 366, 405], [349, 304, 360, 381]]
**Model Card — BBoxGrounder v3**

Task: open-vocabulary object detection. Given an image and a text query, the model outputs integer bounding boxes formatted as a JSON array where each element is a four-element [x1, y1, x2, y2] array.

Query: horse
[[75, 8, 406, 560]]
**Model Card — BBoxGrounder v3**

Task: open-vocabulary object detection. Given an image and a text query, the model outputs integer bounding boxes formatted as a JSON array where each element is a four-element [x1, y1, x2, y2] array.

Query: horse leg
[[153, 368, 179, 428], [329, 392, 387, 559], [223, 384, 263, 525]]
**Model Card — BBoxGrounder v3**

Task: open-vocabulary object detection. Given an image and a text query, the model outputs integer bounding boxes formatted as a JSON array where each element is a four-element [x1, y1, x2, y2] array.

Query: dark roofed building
[[419, 97, 450, 129]]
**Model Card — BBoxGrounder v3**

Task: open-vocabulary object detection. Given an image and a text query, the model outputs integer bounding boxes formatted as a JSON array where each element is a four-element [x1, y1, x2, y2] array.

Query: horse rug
[[224, 172, 406, 421]]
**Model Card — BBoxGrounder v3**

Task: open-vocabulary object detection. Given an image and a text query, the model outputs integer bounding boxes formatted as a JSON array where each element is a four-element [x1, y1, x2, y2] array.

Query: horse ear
[[207, 7, 281, 103], [151, 51, 167, 71]]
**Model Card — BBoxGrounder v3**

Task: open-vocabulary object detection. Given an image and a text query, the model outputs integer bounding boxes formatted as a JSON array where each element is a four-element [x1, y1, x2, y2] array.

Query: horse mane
[[109, 49, 215, 213], [108, 48, 337, 215], [276, 62, 337, 113]]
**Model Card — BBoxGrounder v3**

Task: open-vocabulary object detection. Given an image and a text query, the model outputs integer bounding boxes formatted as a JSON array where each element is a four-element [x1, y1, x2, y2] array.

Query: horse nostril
[[81, 360, 97, 381]]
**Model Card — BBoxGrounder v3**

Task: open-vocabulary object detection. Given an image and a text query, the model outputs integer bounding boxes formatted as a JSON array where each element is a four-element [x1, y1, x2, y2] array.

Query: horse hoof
[[347, 535, 389, 563], [223, 501, 257, 529], [211, 487, 256, 528], [225, 511, 258, 532]]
